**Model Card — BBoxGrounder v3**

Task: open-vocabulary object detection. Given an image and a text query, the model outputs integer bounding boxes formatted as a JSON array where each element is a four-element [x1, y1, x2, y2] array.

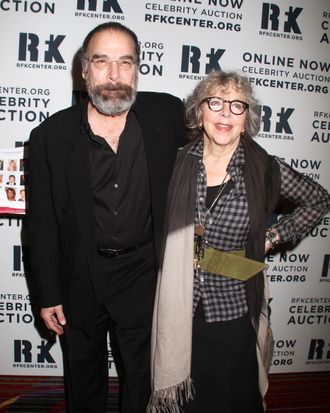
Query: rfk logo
[[13, 245, 30, 272], [14, 340, 56, 363], [77, 0, 123, 13], [18, 33, 65, 63], [261, 3, 302, 34], [261, 105, 294, 134], [181, 45, 225, 74], [321, 255, 330, 278], [308, 339, 330, 360]]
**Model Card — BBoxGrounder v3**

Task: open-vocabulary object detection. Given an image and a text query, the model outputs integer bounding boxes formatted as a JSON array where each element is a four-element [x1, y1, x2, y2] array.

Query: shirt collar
[[187, 138, 203, 158]]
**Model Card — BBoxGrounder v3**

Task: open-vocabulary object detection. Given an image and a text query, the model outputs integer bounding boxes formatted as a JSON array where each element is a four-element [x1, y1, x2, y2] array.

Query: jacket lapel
[[63, 120, 96, 260], [133, 96, 163, 177]]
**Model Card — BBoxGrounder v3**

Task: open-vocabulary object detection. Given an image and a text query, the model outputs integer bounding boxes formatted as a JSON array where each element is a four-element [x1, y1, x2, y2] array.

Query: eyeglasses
[[201, 96, 249, 115], [87, 56, 137, 71]]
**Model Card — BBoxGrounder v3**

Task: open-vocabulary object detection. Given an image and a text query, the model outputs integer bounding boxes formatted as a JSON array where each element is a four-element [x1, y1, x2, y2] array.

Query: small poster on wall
[[0, 147, 27, 214]]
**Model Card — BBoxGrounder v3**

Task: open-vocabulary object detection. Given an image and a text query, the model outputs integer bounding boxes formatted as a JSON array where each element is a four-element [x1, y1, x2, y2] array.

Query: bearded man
[[27, 22, 186, 413]]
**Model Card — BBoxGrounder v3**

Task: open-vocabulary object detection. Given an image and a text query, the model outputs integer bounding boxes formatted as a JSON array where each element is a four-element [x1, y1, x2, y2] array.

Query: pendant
[[193, 257, 199, 271], [195, 224, 205, 237], [194, 234, 204, 271]]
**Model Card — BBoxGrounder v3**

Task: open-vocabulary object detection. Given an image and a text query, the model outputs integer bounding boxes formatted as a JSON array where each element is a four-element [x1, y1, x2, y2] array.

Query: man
[[18, 188, 25, 201], [6, 174, 16, 185], [28, 22, 186, 413]]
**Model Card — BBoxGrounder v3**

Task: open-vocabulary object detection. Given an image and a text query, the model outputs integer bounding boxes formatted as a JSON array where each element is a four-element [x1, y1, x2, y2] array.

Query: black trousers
[[63, 242, 156, 413], [184, 302, 264, 413]]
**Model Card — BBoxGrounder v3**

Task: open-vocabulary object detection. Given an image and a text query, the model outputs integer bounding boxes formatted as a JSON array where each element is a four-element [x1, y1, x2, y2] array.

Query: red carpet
[[265, 372, 330, 413], [0, 372, 329, 412]]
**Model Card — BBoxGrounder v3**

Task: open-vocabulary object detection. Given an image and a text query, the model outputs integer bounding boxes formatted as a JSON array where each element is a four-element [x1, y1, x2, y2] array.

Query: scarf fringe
[[147, 377, 194, 413]]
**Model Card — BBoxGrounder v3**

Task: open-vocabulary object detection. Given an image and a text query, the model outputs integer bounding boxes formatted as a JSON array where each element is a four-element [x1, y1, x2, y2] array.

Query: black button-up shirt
[[86, 109, 152, 249]]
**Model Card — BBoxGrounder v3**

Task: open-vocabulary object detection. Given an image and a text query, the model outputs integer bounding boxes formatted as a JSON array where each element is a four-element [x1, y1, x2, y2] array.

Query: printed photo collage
[[0, 147, 27, 214]]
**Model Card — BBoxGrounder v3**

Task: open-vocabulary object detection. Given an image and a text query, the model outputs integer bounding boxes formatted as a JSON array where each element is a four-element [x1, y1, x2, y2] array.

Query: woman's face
[[200, 82, 247, 151], [6, 189, 15, 200], [8, 160, 16, 171]]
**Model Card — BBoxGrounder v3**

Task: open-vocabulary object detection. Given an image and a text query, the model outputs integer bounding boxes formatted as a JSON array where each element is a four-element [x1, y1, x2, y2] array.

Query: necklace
[[195, 173, 229, 237], [194, 173, 229, 270]]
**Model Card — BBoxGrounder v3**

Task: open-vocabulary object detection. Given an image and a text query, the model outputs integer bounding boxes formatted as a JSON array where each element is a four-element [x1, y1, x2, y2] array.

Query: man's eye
[[120, 60, 132, 67], [95, 59, 106, 65]]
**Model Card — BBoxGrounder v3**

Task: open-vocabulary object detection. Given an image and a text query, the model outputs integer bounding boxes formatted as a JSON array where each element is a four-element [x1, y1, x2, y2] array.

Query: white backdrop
[[0, 0, 329, 377]]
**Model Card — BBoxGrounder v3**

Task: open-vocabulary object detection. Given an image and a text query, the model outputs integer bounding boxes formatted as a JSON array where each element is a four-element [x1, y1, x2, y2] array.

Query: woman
[[148, 71, 330, 413], [5, 187, 16, 201]]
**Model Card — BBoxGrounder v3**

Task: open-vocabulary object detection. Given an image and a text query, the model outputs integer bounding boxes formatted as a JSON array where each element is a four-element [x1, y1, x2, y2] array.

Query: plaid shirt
[[189, 139, 330, 322]]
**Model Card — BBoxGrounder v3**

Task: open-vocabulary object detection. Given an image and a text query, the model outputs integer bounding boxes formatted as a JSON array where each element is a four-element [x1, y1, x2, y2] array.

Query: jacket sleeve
[[27, 126, 62, 308]]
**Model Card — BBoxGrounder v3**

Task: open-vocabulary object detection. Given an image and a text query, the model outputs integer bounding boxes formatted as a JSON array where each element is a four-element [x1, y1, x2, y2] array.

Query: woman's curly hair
[[185, 70, 261, 140]]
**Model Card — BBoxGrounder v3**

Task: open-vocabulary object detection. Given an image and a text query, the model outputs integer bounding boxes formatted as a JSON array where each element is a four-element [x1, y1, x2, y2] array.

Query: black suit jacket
[[27, 92, 186, 333]]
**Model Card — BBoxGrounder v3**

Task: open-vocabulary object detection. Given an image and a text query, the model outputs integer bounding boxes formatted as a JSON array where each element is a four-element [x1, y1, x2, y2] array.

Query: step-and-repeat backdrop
[[0, 1, 329, 377]]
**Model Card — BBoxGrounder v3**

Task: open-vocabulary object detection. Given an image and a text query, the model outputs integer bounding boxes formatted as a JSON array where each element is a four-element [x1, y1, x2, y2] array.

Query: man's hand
[[40, 305, 66, 335]]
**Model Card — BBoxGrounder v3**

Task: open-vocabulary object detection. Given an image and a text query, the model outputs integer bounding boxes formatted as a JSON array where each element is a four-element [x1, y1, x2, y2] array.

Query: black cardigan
[[242, 134, 280, 326]]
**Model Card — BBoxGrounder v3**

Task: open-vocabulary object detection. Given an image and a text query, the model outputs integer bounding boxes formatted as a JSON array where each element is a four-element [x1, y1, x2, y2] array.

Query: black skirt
[[183, 302, 264, 413]]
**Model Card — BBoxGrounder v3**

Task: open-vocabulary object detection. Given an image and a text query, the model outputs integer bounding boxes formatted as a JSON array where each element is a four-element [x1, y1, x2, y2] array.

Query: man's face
[[83, 29, 138, 116]]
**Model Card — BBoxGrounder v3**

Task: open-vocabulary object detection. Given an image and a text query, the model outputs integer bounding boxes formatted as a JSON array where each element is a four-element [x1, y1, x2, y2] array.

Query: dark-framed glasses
[[88, 56, 137, 71], [202, 96, 249, 115]]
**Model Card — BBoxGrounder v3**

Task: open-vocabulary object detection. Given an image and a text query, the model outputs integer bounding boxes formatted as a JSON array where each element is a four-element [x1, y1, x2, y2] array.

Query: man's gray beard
[[87, 81, 137, 116]]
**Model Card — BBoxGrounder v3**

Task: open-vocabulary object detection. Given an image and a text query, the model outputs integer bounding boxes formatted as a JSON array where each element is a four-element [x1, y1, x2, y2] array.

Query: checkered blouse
[[188, 139, 330, 322]]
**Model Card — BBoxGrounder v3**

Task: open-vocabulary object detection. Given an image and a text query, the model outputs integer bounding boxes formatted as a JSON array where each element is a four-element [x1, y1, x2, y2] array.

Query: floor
[[0, 372, 329, 412]]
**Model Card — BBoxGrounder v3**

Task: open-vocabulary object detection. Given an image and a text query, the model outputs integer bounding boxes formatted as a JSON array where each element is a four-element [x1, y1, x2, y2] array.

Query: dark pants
[[63, 242, 156, 413], [184, 302, 264, 413]]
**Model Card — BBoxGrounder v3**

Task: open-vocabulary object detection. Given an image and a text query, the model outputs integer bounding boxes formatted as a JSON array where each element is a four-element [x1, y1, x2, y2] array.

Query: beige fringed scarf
[[148, 146, 199, 412]]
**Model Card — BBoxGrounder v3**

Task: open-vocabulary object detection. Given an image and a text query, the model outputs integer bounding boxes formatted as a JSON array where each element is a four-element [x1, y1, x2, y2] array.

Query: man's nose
[[107, 61, 120, 81]]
